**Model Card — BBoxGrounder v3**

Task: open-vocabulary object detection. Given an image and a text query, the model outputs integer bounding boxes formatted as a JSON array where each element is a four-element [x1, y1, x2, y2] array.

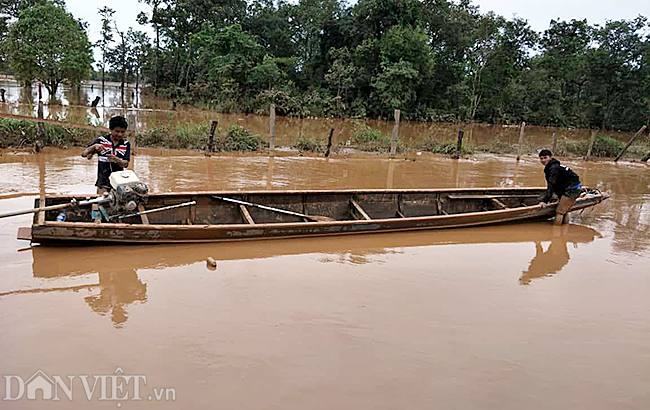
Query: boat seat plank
[[239, 205, 255, 224], [491, 198, 509, 210], [350, 199, 372, 220]]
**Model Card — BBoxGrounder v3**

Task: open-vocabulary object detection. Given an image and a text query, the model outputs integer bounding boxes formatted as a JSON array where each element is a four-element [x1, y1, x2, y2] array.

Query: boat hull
[[22, 188, 608, 245]]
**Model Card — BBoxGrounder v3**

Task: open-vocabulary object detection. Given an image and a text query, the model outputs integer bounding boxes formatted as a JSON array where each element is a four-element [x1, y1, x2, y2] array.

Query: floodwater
[[0, 151, 649, 407], [0, 76, 640, 148]]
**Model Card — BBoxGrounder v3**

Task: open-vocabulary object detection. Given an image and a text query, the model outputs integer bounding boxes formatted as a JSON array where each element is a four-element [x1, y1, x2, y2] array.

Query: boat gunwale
[[37, 194, 604, 231], [40, 186, 550, 199]]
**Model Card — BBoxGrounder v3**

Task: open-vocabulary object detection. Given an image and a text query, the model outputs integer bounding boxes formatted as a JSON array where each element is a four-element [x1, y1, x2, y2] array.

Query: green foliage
[[558, 135, 626, 158], [4, 3, 93, 96], [421, 136, 473, 155], [293, 135, 326, 152], [132, 122, 267, 151], [0, 117, 94, 147], [219, 124, 268, 151], [474, 140, 518, 155], [350, 124, 403, 152], [3, 0, 650, 133]]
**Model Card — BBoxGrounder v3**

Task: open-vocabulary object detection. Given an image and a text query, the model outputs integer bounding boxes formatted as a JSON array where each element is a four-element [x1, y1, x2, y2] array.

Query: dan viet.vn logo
[[4, 368, 175, 406]]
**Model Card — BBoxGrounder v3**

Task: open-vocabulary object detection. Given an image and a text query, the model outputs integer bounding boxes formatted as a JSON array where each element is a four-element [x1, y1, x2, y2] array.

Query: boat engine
[[107, 170, 149, 212]]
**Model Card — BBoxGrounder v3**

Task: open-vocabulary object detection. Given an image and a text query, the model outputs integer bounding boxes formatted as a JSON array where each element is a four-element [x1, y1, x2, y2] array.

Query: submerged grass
[[350, 125, 403, 153], [420, 135, 473, 155], [292, 135, 326, 153], [2, 117, 648, 159], [0, 117, 94, 148], [0, 117, 268, 152], [556, 135, 625, 158]]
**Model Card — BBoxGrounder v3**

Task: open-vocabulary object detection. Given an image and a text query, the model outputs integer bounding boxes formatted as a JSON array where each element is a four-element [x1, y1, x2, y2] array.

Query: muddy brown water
[[0, 148, 648, 409], [0, 77, 641, 148]]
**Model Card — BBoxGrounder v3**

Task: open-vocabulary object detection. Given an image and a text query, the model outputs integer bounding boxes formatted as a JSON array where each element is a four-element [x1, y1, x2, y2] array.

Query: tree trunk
[[155, 25, 160, 95], [101, 65, 105, 106]]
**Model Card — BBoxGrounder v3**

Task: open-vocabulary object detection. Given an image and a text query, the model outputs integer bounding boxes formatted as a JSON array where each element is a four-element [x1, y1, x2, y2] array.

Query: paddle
[[212, 196, 335, 222]]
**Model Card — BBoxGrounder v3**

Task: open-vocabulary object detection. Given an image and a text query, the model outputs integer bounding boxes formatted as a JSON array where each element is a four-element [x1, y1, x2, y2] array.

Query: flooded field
[[0, 148, 648, 409], [0, 76, 641, 148]]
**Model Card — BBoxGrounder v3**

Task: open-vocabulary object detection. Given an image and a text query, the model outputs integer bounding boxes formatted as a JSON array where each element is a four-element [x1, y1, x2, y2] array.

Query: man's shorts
[[556, 184, 582, 215]]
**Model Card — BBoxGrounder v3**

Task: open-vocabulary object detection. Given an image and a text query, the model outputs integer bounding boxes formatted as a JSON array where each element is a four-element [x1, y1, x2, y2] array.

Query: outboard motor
[[108, 170, 149, 212]]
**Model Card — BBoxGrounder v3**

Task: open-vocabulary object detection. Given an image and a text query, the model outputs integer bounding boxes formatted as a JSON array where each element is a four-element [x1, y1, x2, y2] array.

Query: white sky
[[66, 0, 650, 51]]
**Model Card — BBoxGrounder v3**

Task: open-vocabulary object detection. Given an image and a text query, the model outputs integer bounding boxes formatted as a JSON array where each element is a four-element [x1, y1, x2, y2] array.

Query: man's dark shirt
[[541, 158, 580, 202], [88, 134, 131, 188]]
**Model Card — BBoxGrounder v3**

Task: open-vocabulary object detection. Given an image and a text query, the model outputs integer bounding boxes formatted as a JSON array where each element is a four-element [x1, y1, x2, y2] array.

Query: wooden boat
[[18, 187, 608, 245]]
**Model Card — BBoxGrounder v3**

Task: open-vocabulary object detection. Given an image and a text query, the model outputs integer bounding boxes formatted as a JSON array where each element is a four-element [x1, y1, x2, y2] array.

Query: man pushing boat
[[81, 116, 131, 222], [538, 149, 582, 225]]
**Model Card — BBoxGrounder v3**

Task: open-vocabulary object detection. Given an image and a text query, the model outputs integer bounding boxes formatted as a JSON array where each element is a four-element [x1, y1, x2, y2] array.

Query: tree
[[0, 0, 65, 18], [585, 17, 647, 130], [97, 6, 115, 105], [192, 24, 263, 103], [4, 3, 93, 97], [107, 23, 132, 106], [137, 0, 162, 93], [370, 25, 435, 116], [128, 30, 151, 96]]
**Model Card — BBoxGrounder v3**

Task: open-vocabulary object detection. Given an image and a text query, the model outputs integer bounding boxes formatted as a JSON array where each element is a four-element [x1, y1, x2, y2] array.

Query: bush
[[420, 135, 473, 155], [474, 140, 518, 155], [0, 117, 94, 148], [350, 125, 403, 152], [217, 124, 268, 152], [558, 135, 625, 157], [293, 135, 325, 152]]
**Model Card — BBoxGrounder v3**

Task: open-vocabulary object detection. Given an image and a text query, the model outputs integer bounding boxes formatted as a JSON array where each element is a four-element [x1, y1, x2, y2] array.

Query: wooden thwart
[[350, 199, 372, 220], [138, 204, 150, 225], [239, 205, 255, 224], [491, 198, 509, 210]]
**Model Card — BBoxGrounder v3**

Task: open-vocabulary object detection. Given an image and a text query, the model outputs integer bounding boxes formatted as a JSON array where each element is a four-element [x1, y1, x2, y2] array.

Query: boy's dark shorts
[[563, 186, 582, 199]]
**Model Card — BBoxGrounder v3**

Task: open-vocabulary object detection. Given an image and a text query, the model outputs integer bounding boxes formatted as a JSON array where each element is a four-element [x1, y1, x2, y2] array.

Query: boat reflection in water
[[28, 222, 601, 326]]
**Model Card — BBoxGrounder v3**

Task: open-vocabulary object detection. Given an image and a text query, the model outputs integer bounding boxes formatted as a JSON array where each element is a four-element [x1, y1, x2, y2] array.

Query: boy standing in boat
[[538, 149, 582, 225], [81, 116, 131, 222]]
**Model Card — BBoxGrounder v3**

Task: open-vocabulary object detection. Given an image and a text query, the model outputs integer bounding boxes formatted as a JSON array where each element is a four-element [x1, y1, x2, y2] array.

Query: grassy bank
[[0, 118, 267, 152], [1, 117, 648, 160]]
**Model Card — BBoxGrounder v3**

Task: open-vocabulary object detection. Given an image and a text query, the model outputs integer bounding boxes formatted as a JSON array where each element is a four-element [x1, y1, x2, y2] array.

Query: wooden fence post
[[585, 130, 596, 161], [390, 109, 400, 158], [614, 125, 647, 162], [206, 120, 217, 156], [125, 111, 138, 169], [36, 101, 45, 152], [452, 130, 464, 159], [269, 104, 276, 156], [324, 128, 334, 158], [516, 121, 526, 161], [551, 132, 557, 154]]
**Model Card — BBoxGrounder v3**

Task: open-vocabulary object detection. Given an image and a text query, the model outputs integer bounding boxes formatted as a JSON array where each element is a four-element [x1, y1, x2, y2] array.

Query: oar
[[0, 196, 111, 219], [112, 201, 196, 221], [212, 196, 335, 222]]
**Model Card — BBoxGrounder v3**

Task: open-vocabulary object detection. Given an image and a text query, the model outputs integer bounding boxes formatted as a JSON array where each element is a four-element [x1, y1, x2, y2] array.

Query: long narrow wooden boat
[[18, 187, 608, 245]]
